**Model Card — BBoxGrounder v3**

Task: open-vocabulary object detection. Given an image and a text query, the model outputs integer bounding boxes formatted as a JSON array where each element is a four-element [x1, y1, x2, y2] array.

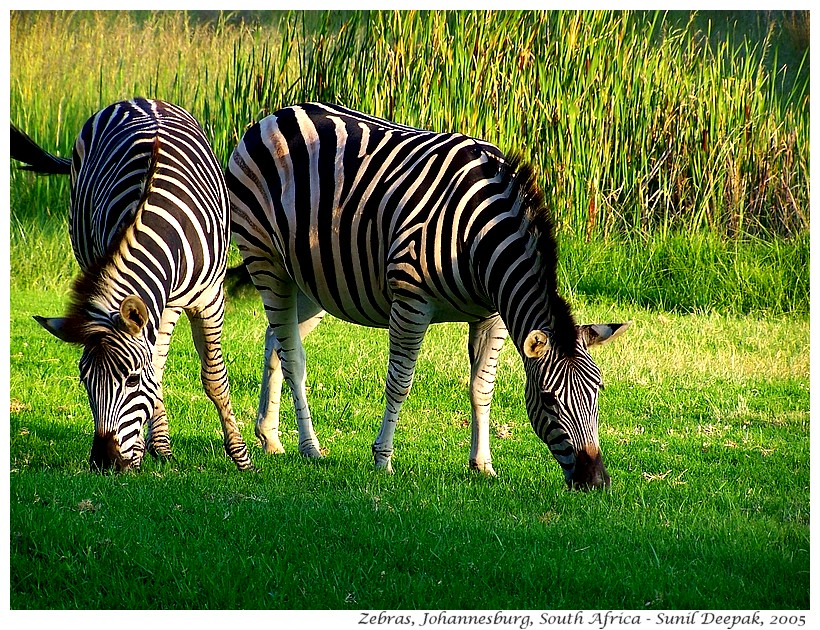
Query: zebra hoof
[[299, 441, 324, 459], [224, 437, 253, 471], [373, 445, 394, 473], [470, 459, 497, 477], [233, 457, 254, 471], [258, 434, 286, 455], [147, 442, 174, 460], [227, 449, 253, 471], [374, 456, 394, 474]]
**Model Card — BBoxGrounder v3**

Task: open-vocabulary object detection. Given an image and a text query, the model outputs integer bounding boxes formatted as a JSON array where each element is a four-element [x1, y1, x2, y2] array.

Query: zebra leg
[[467, 314, 508, 477], [186, 291, 253, 471], [262, 284, 324, 459], [372, 303, 430, 473], [256, 325, 286, 454], [256, 292, 325, 454], [147, 306, 183, 459]]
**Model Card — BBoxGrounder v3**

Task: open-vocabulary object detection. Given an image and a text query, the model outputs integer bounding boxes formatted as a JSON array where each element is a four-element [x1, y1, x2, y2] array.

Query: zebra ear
[[523, 329, 551, 358], [117, 296, 149, 336], [33, 315, 85, 344], [577, 321, 633, 348]]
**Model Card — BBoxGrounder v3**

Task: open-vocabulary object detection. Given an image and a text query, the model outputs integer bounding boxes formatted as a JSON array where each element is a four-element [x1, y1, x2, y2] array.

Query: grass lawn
[[7, 7, 809, 617], [9, 285, 809, 610]]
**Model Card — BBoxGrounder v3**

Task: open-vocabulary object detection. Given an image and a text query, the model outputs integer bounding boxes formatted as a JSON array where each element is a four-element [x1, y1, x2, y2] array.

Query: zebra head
[[522, 322, 631, 490], [35, 295, 155, 472]]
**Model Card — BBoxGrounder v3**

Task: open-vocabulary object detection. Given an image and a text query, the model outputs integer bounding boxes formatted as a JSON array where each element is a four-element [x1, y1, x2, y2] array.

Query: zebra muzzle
[[567, 445, 610, 491], [89, 432, 133, 472]]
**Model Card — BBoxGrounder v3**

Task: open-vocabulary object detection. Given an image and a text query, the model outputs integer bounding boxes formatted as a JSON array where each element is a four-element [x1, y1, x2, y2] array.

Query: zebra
[[226, 102, 630, 489], [12, 98, 252, 472]]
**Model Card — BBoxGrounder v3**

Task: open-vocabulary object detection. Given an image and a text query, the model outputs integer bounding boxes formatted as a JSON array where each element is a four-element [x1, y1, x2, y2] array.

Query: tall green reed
[[10, 10, 808, 241]]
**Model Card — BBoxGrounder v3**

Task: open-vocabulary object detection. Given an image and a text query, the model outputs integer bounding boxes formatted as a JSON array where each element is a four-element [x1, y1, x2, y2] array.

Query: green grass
[[10, 10, 809, 239], [8, 9, 809, 612], [560, 232, 809, 315], [9, 286, 809, 609]]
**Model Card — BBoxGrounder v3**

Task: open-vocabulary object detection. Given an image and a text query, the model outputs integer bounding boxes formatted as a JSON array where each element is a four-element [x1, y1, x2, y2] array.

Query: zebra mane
[[59, 136, 162, 343], [503, 154, 577, 357]]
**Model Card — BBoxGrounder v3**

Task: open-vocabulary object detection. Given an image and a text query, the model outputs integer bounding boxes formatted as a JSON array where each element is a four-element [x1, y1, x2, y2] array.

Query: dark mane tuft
[[502, 154, 577, 357]]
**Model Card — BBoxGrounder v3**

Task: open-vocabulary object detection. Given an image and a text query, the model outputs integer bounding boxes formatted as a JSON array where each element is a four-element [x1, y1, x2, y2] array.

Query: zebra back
[[63, 98, 230, 338], [228, 102, 575, 349]]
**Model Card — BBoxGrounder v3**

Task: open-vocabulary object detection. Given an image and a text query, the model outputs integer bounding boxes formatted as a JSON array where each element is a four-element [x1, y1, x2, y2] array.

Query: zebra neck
[[481, 239, 575, 357], [501, 284, 562, 355], [77, 268, 161, 345]]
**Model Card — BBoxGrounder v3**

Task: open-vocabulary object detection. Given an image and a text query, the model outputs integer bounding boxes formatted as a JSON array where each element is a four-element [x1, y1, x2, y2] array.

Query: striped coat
[[227, 103, 629, 488], [14, 98, 251, 471]]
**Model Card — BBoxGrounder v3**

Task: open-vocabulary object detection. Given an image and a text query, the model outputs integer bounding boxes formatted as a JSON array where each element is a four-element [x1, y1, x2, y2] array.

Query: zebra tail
[[10, 123, 72, 175]]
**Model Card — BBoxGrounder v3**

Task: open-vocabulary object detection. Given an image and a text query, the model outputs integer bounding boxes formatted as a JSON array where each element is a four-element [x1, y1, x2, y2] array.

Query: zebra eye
[[125, 373, 141, 389], [540, 391, 557, 407]]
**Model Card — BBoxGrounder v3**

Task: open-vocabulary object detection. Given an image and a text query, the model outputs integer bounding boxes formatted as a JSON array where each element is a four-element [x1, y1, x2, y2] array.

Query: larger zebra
[[12, 98, 252, 471], [227, 103, 629, 489]]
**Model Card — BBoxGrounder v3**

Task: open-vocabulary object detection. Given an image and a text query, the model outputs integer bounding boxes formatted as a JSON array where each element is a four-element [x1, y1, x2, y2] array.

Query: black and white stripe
[[14, 98, 251, 471], [227, 102, 629, 488]]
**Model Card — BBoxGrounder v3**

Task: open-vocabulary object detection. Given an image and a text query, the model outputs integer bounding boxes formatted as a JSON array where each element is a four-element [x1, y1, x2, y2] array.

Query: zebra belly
[[278, 245, 495, 329], [291, 267, 390, 328], [297, 283, 495, 329]]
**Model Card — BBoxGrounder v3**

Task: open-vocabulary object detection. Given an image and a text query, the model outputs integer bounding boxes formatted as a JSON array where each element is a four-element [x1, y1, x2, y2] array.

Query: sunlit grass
[[8, 9, 809, 611], [9, 288, 809, 609]]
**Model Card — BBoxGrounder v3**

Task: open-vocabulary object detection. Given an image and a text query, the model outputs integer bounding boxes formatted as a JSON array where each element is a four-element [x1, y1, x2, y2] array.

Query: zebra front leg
[[187, 293, 252, 471], [372, 304, 430, 473], [256, 294, 325, 455], [147, 306, 182, 460], [468, 315, 508, 477]]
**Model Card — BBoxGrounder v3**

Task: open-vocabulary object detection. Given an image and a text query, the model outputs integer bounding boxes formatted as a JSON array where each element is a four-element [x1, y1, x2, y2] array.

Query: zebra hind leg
[[258, 280, 324, 459], [267, 325, 323, 459], [256, 292, 325, 455], [147, 307, 182, 460], [187, 295, 252, 471], [256, 325, 287, 454]]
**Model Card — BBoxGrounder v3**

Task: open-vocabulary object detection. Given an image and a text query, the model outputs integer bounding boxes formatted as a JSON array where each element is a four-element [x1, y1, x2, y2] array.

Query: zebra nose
[[89, 432, 128, 472], [567, 445, 611, 491]]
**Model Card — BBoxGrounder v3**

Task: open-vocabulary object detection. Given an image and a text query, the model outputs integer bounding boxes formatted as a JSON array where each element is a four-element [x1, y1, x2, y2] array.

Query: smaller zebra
[[12, 98, 252, 471]]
